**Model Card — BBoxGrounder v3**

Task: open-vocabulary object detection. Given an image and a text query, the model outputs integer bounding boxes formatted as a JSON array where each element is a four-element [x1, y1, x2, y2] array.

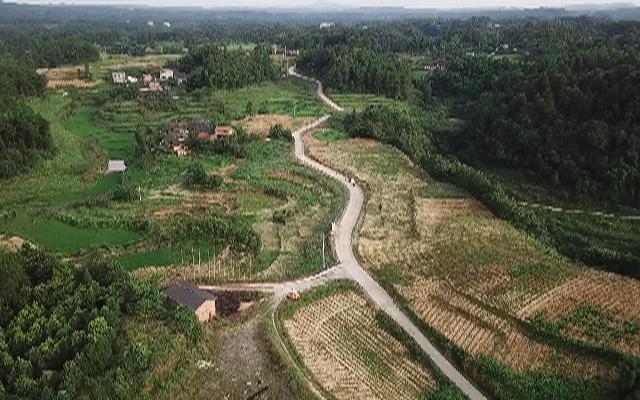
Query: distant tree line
[[0, 34, 99, 68], [297, 46, 412, 99], [0, 56, 52, 180], [176, 45, 278, 91]]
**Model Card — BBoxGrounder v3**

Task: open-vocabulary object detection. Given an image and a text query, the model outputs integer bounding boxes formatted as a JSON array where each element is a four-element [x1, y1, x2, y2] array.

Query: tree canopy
[[0, 246, 201, 399], [177, 45, 278, 91], [298, 46, 412, 99]]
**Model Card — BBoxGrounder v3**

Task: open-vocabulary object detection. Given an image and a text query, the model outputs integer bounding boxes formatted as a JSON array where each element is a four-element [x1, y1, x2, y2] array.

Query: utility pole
[[322, 235, 326, 270]]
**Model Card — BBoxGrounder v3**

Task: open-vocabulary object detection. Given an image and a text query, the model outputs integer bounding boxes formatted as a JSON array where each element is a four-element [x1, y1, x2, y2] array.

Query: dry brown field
[[235, 114, 316, 138], [37, 66, 100, 89], [303, 131, 640, 376], [283, 289, 437, 400]]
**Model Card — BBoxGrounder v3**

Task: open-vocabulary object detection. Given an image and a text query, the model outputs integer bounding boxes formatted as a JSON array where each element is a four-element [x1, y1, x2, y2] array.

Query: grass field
[[304, 129, 639, 397], [212, 78, 330, 119], [482, 166, 640, 276], [279, 283, 439, 400], [314, 128, 346, 142], [0, 94, 103, 209], [330, 93, 410, 113], [1, 64, 344, 282], [67, 107, 135, 159]]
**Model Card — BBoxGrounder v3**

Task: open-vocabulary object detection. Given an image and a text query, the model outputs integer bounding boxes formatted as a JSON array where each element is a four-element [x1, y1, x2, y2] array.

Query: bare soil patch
[[0, 234, 28, 252], [38, 66, 100, 89]]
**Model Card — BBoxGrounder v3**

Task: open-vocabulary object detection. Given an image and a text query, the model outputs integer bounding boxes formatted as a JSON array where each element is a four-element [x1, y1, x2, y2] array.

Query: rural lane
[[289, 67, 488, 400]]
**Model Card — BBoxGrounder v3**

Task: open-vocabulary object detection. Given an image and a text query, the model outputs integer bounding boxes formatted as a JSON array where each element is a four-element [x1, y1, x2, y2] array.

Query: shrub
[[618, 357, 640, 400], [272, 209, 292, 224], [155, 213, 261, 255], [172, 305, 202, 343], [183, 162, 223, 190], [268, 124, 293, 141]]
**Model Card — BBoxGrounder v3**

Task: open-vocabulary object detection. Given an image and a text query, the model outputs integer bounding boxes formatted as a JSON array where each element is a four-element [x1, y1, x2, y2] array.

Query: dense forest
[[0, 246, 201, 399], [297, 46, 412, 99], [0, 55, 52, 179], [176, 45, 278, 91], [433, 47, 640, 207]]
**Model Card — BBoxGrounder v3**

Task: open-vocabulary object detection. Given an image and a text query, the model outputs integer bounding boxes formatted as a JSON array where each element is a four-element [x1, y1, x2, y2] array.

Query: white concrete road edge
[[288, 67, 488, 400]]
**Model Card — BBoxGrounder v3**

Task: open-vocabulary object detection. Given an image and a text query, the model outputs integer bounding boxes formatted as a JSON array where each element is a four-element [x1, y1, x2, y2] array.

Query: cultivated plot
[[304, 129, 640, 396], [281, 287, 438, 400]]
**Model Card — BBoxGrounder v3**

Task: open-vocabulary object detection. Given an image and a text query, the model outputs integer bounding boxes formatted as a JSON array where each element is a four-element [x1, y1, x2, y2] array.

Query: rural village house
[[165, 282, 217, 322], [160, 68, 174, 81], [111, 71, 126, 84], [165, 123, 191, 155], [164, 121, 235, 155]]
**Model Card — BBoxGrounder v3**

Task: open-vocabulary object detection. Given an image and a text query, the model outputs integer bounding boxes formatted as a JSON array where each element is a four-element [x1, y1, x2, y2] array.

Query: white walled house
[[112, 71, 126, 84], [160, 69, 174, 81]]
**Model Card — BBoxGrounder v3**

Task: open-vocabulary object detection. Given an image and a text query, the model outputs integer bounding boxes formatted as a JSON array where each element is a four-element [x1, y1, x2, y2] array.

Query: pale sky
[[10, 0, 640, 10]]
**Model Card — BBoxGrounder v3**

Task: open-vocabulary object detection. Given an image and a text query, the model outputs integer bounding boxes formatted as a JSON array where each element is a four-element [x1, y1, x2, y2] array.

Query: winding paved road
[[203, 69, 488, 400], [288, 68, 487, 400]]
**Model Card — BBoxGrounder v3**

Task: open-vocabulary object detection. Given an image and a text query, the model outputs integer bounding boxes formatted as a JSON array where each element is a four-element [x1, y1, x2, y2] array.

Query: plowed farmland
[[304, 130, 640, 396], [281, 287, 438, 400]]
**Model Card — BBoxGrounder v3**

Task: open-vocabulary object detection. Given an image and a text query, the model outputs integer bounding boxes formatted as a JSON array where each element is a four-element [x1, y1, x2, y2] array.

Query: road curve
[[289, 68, 488, 400]]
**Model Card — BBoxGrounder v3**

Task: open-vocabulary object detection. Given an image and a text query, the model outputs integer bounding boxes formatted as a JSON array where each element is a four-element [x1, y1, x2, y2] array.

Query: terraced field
[[303, 129, 640, 395], [282, 288, 437, 400], [97, 78, 328, 137]]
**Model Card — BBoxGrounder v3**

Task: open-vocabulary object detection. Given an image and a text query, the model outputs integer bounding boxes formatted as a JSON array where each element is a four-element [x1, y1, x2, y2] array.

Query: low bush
[[272, 209, 292, 224], [155, 213, 261, 255], [171, 305, 202, 343], [268, 124, 293, 142], [182, 162, 223, 190]]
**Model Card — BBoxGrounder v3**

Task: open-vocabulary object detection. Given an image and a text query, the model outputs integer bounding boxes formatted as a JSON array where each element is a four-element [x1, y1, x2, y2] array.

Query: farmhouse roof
[[190, 121, 211, 134], [165, 282, 216, 311], [215, 126, 234, 136]]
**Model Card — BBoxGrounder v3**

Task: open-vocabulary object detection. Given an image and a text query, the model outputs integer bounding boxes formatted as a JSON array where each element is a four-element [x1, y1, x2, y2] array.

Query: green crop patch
[[331, 93, 409, 113], [509, 262, 546, 278], [374, 264, 408, 286], [235, 192, 281, 213], [0, 212, 139, 253], [66, 107, 135, 159], [314, 128, 346, 142]]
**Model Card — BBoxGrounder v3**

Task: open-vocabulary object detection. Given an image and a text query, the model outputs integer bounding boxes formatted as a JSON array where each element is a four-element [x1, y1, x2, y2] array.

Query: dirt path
[[203, 69, 487, 400]]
